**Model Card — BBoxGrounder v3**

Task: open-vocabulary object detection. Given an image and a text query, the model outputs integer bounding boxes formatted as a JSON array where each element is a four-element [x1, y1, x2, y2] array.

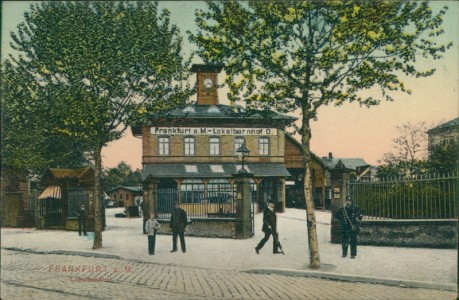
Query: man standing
[[76, 204, 88, 236], [255, 199, 282, 254], [334, 196, 364, 259], [145, 213, 161, 255], [170, 202, 187, 253]]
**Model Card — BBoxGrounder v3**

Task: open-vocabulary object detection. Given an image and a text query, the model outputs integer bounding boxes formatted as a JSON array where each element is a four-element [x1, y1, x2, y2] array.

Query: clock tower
[[191, 64, 224, 105]]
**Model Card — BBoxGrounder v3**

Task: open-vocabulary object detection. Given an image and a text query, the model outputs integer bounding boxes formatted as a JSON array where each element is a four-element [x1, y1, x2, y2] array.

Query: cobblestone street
[[1, 249, 455, 300]]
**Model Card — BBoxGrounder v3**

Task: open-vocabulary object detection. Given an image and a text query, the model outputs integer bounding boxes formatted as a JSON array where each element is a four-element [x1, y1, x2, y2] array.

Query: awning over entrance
[[38, 185, 61, 199], [143, 163, 291, 178]]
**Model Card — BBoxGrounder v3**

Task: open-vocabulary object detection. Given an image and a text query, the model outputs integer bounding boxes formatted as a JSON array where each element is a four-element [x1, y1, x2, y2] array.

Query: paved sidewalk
[[1, 208, 457, 292]]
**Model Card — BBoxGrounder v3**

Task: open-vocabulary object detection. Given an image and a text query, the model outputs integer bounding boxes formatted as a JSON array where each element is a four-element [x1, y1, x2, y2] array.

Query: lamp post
[[236, 143, 250, 174], [234, 143, 253, 239]]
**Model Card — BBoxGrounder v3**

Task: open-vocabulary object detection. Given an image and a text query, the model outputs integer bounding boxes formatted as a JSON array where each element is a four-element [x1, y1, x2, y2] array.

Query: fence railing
[[349, 173, 458, 220], [157, 188, 237, 219]]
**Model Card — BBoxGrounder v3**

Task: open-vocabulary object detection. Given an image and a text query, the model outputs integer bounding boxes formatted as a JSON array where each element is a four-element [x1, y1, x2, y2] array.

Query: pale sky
[[2, 1, 458, 170]]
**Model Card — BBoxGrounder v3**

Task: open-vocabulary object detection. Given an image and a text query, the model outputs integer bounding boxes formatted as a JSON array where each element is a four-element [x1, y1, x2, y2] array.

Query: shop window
[[181, 179, 204, 203], [184, 136, 195, 156]]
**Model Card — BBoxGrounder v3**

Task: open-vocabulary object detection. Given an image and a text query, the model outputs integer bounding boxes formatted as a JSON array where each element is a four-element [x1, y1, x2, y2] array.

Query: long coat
[[170, 208, 187, 232], [334, 205, 364, 232], [262, 208, 276, 233]]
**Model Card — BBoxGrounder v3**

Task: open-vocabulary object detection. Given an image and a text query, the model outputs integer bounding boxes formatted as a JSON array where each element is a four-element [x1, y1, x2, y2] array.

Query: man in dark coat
[[76, 204, 88, 236], [170, 202, 188, 253], [334, 196, 364, 259], [255, 199, 282, 254]]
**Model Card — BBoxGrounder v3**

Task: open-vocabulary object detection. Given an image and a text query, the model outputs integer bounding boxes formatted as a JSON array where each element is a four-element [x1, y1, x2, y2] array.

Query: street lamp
[[236, 143, 250, 174]]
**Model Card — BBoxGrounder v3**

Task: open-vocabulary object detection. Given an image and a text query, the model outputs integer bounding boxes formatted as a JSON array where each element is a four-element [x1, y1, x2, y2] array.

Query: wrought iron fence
[[349, 173, 458, 219], [157, 188, 237, 219]]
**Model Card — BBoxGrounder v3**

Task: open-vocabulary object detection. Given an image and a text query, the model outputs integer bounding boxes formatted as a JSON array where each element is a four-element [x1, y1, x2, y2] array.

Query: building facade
[[106, 186, 143, 208], [133, 65, 296, 218], [427, 117, 459, 156]]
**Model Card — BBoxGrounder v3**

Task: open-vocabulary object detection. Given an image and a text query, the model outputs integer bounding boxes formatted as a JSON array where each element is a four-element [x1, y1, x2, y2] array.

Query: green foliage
[[190, 1, 451, 117], [101, 162, 142, 190], [377, 122, 458, 176], [1, 62, 90, 175], [353, 175, 457, 219], [3, 1, 193, 174], [428, 141, 459, 174], [191, 0, 451, 266]]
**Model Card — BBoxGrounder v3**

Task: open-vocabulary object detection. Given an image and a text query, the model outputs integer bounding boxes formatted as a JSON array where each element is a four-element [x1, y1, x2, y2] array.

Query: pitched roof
[[106, 186, 143, 193], [46, 166, 93, 179], [321, 157, 369, 170], [427, 118, 459, 134]]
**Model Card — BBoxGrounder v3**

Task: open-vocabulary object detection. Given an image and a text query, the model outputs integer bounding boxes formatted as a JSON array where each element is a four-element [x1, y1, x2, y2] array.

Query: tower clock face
[[203, 78, 214, 89]]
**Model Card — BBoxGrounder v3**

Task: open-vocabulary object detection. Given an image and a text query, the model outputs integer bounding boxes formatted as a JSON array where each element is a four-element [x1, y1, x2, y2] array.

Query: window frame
[[258, 136, 270, 156], [158, 136, 170, 155], [234, 136, 245, 155], [184, 136, 196, 156], [209, 136, 220, 156]]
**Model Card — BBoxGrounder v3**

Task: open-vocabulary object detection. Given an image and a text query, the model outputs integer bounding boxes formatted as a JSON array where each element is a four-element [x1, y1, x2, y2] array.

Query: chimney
[[191, 64, 224, 105], [328, 152, 333, 160]]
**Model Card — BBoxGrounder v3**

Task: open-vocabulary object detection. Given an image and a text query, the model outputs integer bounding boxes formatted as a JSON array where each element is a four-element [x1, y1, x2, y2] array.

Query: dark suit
[[256, 207, 279, 253], [334, 204, 364, 257], [170, 207, 187, 252], [76, 208, 87, 236]]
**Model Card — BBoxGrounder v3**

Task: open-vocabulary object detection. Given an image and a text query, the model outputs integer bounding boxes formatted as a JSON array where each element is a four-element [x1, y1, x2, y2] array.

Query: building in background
[[427, 117, 459, 157]]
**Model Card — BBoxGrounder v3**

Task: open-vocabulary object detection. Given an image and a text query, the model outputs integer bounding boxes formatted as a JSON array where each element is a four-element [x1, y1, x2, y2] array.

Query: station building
[[132, 65, 296, 216]]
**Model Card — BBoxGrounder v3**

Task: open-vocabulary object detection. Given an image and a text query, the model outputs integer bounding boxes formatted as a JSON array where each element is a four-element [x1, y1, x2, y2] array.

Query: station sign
[[151, 127, 277, 136]]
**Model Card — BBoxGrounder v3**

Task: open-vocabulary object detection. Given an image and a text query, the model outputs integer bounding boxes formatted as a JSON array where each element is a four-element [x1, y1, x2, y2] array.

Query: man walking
[[145, 213, 161, 255], [170, 202, 188, 253], [255, 199, 282, 254], [334, 196, 364, 259], [76, 204, 88, 236]]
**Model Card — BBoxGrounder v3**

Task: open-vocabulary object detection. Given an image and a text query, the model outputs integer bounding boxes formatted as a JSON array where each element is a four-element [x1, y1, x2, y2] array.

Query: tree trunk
[[92, 146, 103, 249], [301, 111, 321, 269]]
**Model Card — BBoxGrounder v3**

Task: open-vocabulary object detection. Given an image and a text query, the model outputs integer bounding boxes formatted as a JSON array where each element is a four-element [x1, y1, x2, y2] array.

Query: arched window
[[207, 105, 220, 113], [182, 106, 196, 113]]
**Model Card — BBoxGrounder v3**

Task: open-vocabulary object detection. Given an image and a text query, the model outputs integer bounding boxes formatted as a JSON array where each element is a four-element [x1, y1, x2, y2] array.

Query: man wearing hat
[[334, 196, 364, 259], [169, 202, 188, 253], [255, 198, 282, 254]]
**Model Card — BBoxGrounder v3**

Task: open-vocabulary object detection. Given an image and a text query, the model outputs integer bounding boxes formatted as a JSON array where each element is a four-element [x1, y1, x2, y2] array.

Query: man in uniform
[[334, 196, 364, 259], [170, 202, 188, 253]]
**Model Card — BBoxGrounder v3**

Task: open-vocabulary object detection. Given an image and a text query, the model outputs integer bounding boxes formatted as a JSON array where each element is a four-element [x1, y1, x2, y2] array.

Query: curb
[[2, 247, 121, 260], [3, 247, 456, 292], [243, 268, 457, 292]]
